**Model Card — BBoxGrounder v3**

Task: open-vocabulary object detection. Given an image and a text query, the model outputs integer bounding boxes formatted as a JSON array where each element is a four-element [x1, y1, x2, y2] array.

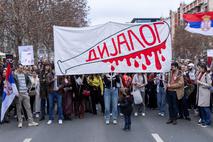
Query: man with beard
[[166, 62, 184, 125]]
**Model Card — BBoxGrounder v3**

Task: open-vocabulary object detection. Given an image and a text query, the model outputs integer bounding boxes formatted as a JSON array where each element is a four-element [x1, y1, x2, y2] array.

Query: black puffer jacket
[[120, 95, 133, 115], [103, 73, 120, 89]]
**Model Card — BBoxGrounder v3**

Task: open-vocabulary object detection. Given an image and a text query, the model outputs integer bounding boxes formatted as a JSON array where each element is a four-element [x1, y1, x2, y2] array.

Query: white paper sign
[[54, 21, 172, 75], [21, 52, 34, 65], [18, 45, 34, 65], [207, 49, 213, 57]]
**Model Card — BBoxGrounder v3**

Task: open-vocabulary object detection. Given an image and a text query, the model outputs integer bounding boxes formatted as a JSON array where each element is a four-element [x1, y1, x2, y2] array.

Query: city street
[[0, 110, 212, 142], [1, 0, 213, 142]]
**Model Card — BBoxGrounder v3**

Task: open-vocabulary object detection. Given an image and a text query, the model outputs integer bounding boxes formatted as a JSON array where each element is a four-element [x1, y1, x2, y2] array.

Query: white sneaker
[[142, 113, 145, 116], [18, 123, 22, 128], [58, 120, 63, 125], [105, 120, 110, 125], [201, 124, 207, 128], [120, 113, 124, 116], [134, 112, 138, 116], [158, 112, 161, 116], [197, 119, 202, 126], [110, 113, 112, 116], [194, 110, 199, 116], [47, 120, 53, 125], [113, 120, 117, 125], [160, 113, 165, 117], [28, 121, 39, 127]]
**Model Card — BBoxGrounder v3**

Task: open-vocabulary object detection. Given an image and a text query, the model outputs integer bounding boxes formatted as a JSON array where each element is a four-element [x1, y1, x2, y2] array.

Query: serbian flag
[[183, 11, 213, 36], [1, 64, 18, 121]]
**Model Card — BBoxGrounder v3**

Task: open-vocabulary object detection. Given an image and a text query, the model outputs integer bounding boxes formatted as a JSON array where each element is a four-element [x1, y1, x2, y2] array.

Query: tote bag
[[131, 89, 143, 104]]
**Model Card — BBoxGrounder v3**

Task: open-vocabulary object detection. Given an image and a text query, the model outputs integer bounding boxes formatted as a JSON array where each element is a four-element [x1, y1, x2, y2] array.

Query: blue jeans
[[199, 107, 211, 125], [166, 91, 178, 120], [48, 92, 63, 120], [104, 88, 118, 120], [40, 98, 46, 117], [40, 95, 49, 118], [157, 87, 166, 114]]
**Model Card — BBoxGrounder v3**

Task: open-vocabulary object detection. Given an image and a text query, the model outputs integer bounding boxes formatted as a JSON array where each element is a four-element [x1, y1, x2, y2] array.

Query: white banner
[[54, 21, 172, 75], [18, 45, 34, 65]]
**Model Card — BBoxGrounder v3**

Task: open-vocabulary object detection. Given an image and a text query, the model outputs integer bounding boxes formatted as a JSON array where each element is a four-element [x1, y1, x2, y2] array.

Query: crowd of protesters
[[0, 59, 212, 131]]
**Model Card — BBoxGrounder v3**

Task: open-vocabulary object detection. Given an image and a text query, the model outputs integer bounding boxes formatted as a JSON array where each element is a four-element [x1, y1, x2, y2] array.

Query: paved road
[[0, 110, 212, 142]]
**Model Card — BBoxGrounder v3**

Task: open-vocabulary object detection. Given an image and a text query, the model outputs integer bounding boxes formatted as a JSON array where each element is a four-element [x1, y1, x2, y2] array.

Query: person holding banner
[[39, 64, 50, 121], [103, 73, 120, 125], [155, 73, 167, 117], [47, 67, 64, 125], [73, 75, 85, 118], [87, 74, 104, 115]]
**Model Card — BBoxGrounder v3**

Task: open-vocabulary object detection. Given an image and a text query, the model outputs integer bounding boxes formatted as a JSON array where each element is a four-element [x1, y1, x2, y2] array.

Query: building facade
[[131, 18, 161, 23]]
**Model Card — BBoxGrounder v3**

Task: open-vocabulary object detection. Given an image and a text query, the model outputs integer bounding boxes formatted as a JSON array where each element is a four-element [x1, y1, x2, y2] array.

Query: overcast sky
[[87, 0, 194, 25]]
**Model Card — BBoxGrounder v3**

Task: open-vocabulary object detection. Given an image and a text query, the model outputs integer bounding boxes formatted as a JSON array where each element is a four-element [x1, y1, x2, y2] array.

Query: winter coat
[[87, 75, 104, 95], [197, 72, 211, 107], [29, 76, 40, 95], [103, 73, 120, 89], [39, 71, 48, 98], [47, 72, 65, 94], [155, 73, 167, 93], [120, 95, 133, 115], [167, 70, 184, 100], [47, 71, 55, 93]]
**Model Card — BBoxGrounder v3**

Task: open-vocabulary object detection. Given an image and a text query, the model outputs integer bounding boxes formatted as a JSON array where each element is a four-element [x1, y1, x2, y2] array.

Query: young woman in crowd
[[62, 76, 74, 120], [29, 70, 40, 117], [132, 73, 147, 116], [146, 73, 157, 109], [39, 64, 50, 121], [196, 63, 212, 127], [103, 73, 120, 125], [47, 67, 64, 125], [87, 74, 104, 115], [73, 75, 86, 118]]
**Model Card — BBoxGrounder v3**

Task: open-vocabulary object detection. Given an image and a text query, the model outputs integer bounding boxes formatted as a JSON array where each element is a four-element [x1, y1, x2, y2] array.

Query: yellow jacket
[[87, 75, 104, 95]]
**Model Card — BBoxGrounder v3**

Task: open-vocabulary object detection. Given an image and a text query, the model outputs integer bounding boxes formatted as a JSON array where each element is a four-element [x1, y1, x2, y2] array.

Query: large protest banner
[[54, 21, 172, 75]]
